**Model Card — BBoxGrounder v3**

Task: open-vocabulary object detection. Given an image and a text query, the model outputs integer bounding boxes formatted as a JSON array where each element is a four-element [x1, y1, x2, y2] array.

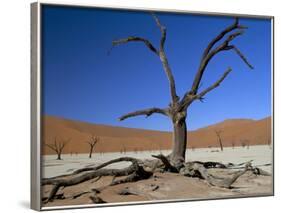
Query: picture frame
[[31, 1, 274, 211]]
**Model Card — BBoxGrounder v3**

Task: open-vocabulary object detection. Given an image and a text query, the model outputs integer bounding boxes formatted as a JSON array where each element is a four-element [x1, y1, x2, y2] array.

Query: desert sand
[[42, 116, 273, 208], [42, 115, 271, 155], [43, 145, 272, 178], [42, 145, 273, 208]]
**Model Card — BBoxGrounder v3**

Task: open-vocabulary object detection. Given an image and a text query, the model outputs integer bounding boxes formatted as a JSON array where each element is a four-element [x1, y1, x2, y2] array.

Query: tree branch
[[152, 13, 179, 104], [119, 107, 168, 121], [151, 13, 166, 51], [188, 18, 252, 97], [59, 139, 70, 152], [44, 143, 58, 153], [112, 36, 159, 55], [195, 67, 232, 101], [230, 45, 254, 69], [201, 18, 246, 59], [111, 14, 178, 104]]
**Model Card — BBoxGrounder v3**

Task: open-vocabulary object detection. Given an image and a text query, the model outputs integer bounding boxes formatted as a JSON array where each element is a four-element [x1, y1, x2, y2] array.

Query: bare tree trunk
[[170, 119, 187, 168], [89, 147, 93, 158], [57, 152, 62, 160], [219, 138, 223, 151]]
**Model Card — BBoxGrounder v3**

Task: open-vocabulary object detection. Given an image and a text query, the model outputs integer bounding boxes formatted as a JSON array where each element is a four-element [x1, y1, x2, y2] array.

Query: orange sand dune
[[42, 115, 272, 155]]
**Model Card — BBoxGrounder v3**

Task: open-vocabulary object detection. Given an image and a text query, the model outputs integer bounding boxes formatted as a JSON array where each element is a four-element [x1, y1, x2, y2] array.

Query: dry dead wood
[[89, 193, 107, 203], [152, 154, 178, 172], [180, 162, 250, 188], [43, 157, 152, 203], [42, 157, 143, 184], [151, 155, 253, 188], [42, 154, 270, 204], [118, 187, 140, 196], [191, 161, 227, 169]]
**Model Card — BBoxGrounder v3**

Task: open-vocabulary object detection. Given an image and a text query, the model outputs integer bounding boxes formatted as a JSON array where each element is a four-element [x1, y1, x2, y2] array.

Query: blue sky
[[42, 5, 272, 131]]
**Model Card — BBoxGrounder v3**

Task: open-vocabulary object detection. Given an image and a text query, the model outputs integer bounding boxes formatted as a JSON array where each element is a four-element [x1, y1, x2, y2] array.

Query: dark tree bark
[[44, 137, 70, 160], [86, 135, 99, 158], [170, 118, 187, 167], [42, 155, 270, 203], [111, 14, 253, 167]]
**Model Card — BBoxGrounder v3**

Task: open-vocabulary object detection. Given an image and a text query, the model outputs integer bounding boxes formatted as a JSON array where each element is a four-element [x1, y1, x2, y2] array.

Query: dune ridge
[[42, 115, 272, 155]]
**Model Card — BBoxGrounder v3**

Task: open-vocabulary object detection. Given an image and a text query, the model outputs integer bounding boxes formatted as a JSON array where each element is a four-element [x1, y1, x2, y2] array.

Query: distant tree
[[112, 15, 252, 168], [231, 141, 235, 149], [86, 135, 99, 158], [215, 130, 224, 151], [240, 139, 247, 148], [44, 137, 70, 160]]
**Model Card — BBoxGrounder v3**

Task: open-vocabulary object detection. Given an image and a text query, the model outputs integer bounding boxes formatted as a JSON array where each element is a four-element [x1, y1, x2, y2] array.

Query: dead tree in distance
[[231, 141, 235, 149], [111, 14, 253, 169], [44, 137, 70, 160], [86, 135, 99, 158], [215, 130, 224, 151]]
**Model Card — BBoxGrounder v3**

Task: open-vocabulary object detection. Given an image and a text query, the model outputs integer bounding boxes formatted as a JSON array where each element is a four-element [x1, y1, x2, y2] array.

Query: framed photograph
[[31, 1, 274, 211]]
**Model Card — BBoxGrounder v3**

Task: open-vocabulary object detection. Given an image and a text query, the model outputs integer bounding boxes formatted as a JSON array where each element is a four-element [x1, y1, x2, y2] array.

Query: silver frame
[[31, 1, 274, 211]]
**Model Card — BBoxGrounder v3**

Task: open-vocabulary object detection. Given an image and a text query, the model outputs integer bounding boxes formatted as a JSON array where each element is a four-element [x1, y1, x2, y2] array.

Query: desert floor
[[42, 145, 273, 208]]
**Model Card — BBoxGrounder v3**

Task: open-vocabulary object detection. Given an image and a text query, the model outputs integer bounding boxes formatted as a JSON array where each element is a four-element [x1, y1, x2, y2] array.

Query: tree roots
[[42, 155, 271, 204]]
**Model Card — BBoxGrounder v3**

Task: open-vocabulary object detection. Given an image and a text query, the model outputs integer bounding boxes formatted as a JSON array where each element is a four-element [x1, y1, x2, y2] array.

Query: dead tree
[[231, 141, 235, 149], [240, 139, 249, 149], [111, 14, 253, 169], [241, 140, 246, 148], [86, 135, 99, 158], [215, 130, 224, 151], [44, 137, 70, 160], [42, 17, 258, 202]]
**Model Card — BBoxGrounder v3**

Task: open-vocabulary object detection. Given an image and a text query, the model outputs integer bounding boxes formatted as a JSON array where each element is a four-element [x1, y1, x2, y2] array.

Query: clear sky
[[42, 5, 272, 131]]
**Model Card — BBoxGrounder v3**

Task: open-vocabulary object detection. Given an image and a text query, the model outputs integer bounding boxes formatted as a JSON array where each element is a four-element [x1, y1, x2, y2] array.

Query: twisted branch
[[180, 18, 252, 109], [195, 67, 232, 101], [119, 107, 168, 121], [111, 13, 179, 107], [152, 13, 179, 103], [112, 36, 159, 55]]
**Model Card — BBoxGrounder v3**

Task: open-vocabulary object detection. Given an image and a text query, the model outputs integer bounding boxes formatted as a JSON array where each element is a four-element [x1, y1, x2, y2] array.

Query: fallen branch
[[89, 193, 107, 204], [118, 187, 140, 196], [180, 162, 251, 188], [191, 161, 227, 169], [42, 155, 271, 204], [43, 157, 152, 203]]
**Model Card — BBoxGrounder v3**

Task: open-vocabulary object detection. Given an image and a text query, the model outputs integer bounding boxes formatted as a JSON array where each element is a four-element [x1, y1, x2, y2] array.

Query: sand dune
[[42, 115, 272, 155]]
